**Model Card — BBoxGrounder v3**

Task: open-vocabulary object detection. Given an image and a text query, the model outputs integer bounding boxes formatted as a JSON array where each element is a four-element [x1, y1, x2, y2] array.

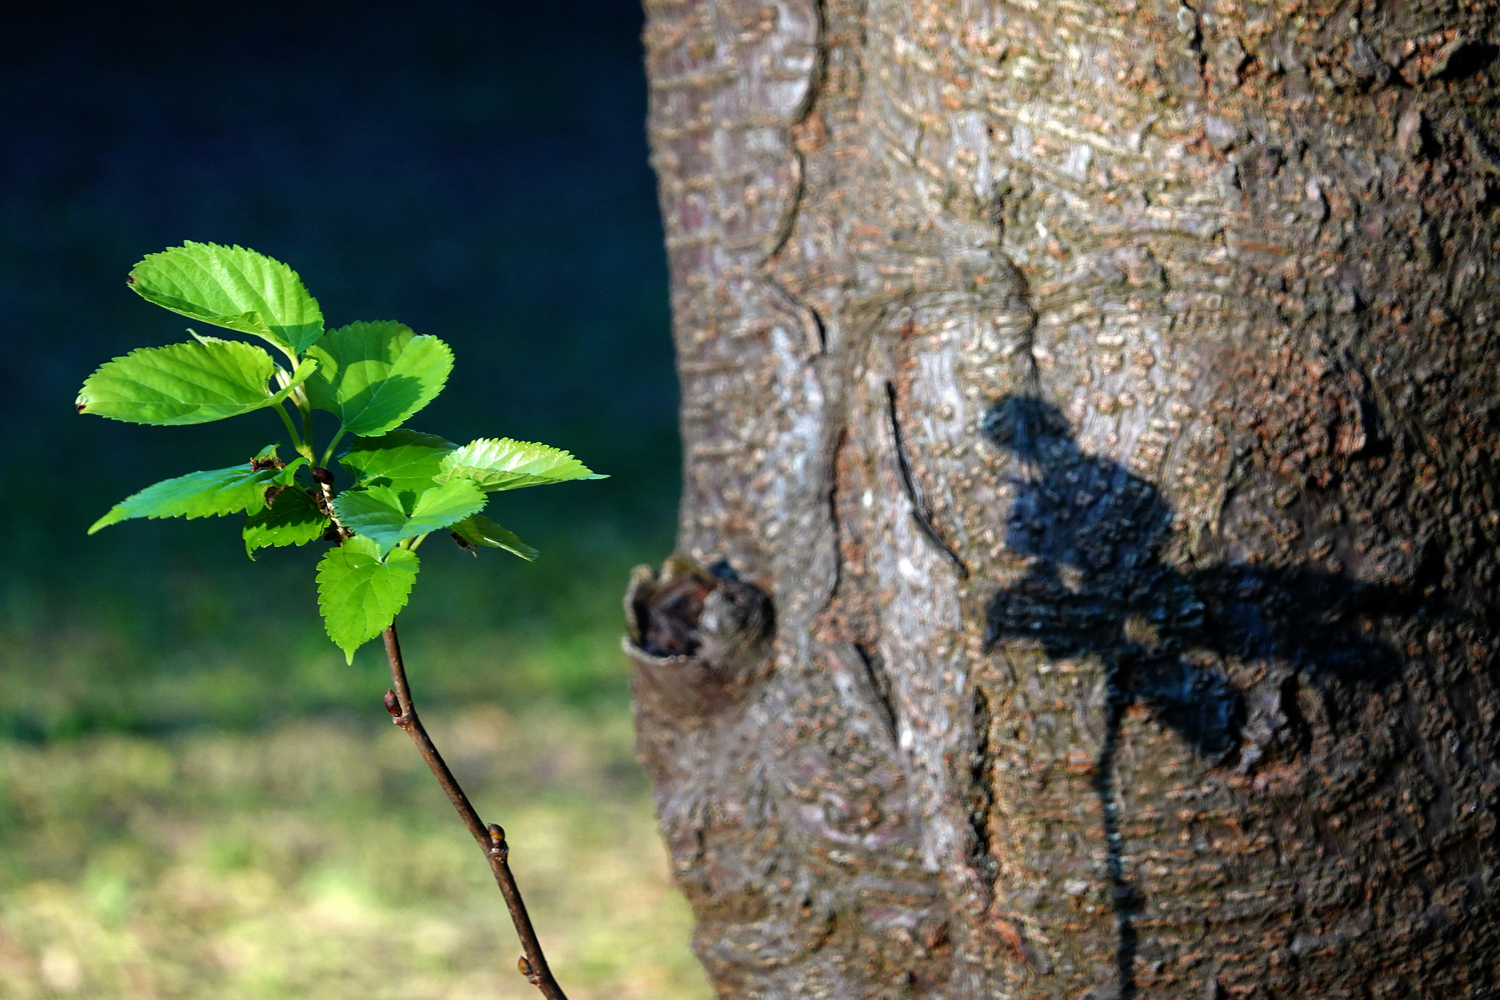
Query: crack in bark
[[851, 641, 900, 748], [818, 428, 847, 619], [885, 380, 970, 578], [968, 686, 999, 888], [757, 0, 829, 355]]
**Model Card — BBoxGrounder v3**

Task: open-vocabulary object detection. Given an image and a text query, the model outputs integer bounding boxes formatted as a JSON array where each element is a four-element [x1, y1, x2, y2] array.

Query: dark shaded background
[[0, 2, 679, 735]]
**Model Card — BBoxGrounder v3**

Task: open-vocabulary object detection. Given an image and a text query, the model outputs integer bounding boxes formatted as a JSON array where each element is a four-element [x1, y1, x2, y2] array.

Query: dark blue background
[[0, 3, 679, 733]]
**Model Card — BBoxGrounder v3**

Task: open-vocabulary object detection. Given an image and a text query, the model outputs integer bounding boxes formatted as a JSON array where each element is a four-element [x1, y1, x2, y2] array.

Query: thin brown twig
[[381, 622, 569, 1000]]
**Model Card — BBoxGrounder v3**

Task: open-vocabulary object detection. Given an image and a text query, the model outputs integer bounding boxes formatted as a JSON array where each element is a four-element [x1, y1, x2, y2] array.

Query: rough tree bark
[[625, 1, 1500, 997]]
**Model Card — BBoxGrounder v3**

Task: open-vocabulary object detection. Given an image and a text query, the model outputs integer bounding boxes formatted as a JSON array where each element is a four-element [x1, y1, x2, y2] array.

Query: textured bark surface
[[629, 1, 1500, 997]]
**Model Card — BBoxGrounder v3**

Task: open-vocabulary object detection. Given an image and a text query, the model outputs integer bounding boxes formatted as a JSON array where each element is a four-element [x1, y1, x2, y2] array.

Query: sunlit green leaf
[[128, 242, 325, 355], [243, 488, 330, 558], [305, 321, 453, 436], [316, 536, 419, 662], [338, 430, 457, 495], [435, 438, 604, 492], [77, 337, 316, 426], [451, 514, 538, 561], [405, 479, 486, 535], [333, 478, 485, 555], [331, 486, 410, 554], [90, 461, 290, 534]]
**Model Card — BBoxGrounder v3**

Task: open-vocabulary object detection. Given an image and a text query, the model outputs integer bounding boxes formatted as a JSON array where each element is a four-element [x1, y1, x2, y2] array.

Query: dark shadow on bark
[[980, 394, 1426, 999]]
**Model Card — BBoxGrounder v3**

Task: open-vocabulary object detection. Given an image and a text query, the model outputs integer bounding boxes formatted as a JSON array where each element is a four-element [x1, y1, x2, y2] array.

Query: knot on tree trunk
[[623, 556, 776, 718]]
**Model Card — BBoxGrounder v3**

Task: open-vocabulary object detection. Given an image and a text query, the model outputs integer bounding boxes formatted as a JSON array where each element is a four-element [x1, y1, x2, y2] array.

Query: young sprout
[[78, 242, 601, 999]]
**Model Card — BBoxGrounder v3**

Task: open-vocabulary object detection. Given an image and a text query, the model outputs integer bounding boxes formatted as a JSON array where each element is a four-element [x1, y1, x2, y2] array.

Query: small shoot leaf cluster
[[80, 242, 604, 661]]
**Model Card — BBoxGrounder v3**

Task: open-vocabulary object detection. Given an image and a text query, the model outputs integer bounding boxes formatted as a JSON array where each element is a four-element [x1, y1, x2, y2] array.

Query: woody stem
[[380, 623, 568, 1000]]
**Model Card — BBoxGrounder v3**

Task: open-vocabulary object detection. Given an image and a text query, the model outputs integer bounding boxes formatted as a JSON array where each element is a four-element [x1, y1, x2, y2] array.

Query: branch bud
[[487, 823, 510, 864]]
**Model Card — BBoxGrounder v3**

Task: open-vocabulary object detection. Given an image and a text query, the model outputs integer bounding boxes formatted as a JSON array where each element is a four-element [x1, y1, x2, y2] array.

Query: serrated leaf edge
[[129, 241, 324, 355], [315, 540, 419, 662]]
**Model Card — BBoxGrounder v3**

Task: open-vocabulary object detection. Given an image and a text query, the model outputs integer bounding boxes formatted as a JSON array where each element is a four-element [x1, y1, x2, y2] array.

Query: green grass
[[0, 707, 709, 999], [0, 517, 709, 999]]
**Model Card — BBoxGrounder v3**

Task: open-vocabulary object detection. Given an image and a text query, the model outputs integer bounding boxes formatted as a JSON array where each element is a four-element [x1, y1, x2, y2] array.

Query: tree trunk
[[627, 1, 1500, 996]]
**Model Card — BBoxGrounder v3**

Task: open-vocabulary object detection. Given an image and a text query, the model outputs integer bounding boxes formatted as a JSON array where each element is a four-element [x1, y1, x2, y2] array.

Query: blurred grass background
[[0, 3, 704, 997]]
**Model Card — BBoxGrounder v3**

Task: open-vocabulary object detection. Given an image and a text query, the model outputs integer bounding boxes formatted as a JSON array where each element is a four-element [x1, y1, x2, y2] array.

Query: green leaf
[[333, 478, 485, 555], [451, 514, 538, 561], [435, 438, 605, 492], [338, 430, 457, 495], [406, 478, 487, 535], [128, 242, 325, 355], [77, 337, 316, 426], [269, 456, 309, 485], [89, 460, 290, 534], [316, 536, 419, 662], [331, 485, 410, 554], [305, 321, 453, 436], [243, 488, 330, 558]]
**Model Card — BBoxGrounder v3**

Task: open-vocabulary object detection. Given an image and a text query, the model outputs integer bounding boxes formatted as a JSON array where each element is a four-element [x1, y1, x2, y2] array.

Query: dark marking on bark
[[851, 641, 899, 747], [981, 393, 1477, 989], [885, 380, 970, 579], [822, 429, 847, 617], [984, 394, 1426, 756], [1430, 37, 1498, 81], [968, 686, 998, 887], [1170, 0, 1208, 99], [1095, 654, 1139, 1000]]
